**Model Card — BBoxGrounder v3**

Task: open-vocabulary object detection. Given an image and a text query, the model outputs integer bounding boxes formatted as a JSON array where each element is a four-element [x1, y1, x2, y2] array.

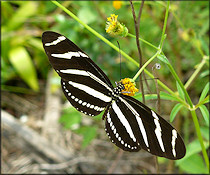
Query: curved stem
[[132, 50, 160, 82], [184, 56, 209, 90], [51, 1, 139, 67], [127, 33, 159, 50]]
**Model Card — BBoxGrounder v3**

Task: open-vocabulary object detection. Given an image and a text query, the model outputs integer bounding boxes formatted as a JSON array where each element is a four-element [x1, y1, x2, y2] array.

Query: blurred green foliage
[[1, 1, 209, 173]]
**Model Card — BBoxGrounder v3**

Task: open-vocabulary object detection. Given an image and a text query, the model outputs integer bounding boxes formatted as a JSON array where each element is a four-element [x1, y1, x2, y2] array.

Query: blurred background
[[1, 1, 209, 174]]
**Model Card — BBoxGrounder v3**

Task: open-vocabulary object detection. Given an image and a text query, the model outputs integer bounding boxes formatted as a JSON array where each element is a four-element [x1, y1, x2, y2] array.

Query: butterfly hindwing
[[61, 79, 109, 116], [119, 95, 186, 159], [104, 102, 141, 152]]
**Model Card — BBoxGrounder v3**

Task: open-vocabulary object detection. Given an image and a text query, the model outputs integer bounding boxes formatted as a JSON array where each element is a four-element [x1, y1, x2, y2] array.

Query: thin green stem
[[159, 1, 170, 49], [194, 95, 209, 110], [167, 64, 193, 107], [190, 110, 209, 170], [51, 1, 175, 90], [184, 55, 209, 90], [157, 1, 209, 168], [132, 50, 160, 82], [51, 1, 139, 67], [51, 1, 178, 101], [127, 33, 159, 50], [144, 67, 188, 108], [195, 95, 209, 109], [165, 51, 209, 169]]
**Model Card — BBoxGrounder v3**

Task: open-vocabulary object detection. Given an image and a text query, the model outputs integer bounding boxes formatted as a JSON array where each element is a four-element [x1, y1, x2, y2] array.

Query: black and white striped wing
[[42, 31, 113, 116], [104, 95, 186, 160], [42, 31, 186, 160]]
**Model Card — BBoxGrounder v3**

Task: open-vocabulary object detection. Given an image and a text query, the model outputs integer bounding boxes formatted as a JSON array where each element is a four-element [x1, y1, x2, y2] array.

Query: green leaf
[[6, 2, 38, 31], [157, 54, 170, 65], [200, 69, 209, 78], [170, 103, 183, 122], [198, 95, 209, 106], [177, 154, 208, 174], [200, 126, 210, 141], [199, 82, 209, 102], [28, 38, 44, 51], [135, 93, 158, 101], [9, 46, 39, 91], [176, 81, 185, 100], [199, 105, 209, 126], [159, 91, 180, 102], [59, 107, 82, 130], [200, 36, 209, 55], [176, 139, 209, 165], [76, 126, 97, 149], [135, 91, 179, 102]]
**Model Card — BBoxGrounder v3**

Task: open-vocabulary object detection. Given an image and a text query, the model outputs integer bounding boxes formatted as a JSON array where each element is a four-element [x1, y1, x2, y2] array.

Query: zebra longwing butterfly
[[42, 31, 186, 160]]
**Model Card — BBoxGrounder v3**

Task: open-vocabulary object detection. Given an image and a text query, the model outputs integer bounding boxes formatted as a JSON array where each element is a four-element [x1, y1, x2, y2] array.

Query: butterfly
[[42, 31, 186, 160]]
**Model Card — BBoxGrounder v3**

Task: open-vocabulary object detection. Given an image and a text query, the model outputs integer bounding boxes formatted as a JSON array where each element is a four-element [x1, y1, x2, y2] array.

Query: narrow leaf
[[170, 103, 183, 122], [199, 82, 209, 102], [7, 2, 38, 31], [176, 81, 185, 100], [199, 105, 209, 126], [9, 46, 39, 91], [160, 91, 180, 102], [135, 91, 179, 102], [157, 54, 170, 65]]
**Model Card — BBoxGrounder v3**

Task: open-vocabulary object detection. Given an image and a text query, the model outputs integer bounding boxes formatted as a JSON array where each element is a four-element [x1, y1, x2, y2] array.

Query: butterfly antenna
[[117, 41, 122, 80]]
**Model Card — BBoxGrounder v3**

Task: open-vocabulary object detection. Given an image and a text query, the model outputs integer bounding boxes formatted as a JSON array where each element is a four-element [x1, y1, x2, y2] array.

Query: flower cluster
[[120, 78, 138, 96], [105, 14, 128, 37]]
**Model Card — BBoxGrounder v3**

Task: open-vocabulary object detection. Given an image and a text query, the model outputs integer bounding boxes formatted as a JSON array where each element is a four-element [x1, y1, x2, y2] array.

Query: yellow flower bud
[[105, 14, 128, 37]]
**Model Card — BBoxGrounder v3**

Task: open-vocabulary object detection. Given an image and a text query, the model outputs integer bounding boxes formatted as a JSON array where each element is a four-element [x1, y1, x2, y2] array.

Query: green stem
[[166, 52, 209, 169], [52, 1, 139, 67], [184, 55, 209, 90], [143, 64, 188, 108], [132, 50, 160, 82], [195, 95, 209, 109], [159, 1, 170, 49], [167, 64, 193, 107], [157, 1, 209, 168], [51, 1, 177, 101], [127, 33, 159, 50], [190, 110, 209, 170]]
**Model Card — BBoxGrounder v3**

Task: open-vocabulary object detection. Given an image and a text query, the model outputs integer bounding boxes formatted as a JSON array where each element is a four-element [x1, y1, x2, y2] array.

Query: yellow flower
[[120, 78, 138, 96], [105, 14, 128, 37], [113, 1, 122, 10]]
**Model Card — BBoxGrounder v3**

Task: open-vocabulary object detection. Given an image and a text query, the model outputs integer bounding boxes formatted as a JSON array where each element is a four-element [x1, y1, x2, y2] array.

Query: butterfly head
[[113, 81, 125, 96]]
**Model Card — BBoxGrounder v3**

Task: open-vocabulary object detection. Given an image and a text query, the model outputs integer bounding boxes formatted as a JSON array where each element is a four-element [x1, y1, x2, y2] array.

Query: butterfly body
[[42, 31, 186, 160]]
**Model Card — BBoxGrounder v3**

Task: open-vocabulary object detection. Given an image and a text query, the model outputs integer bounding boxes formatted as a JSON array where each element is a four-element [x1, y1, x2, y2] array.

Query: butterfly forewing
[[42, 31, 113, 116]]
